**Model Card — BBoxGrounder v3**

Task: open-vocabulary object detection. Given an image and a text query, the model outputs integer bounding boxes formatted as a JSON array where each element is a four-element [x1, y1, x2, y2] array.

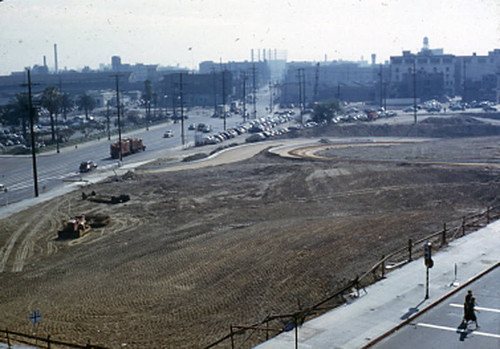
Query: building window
[[418, 58, 428, 64]]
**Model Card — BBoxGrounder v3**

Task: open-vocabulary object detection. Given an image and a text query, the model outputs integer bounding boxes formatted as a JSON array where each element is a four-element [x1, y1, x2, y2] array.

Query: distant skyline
[[0, 0, 499, 75]]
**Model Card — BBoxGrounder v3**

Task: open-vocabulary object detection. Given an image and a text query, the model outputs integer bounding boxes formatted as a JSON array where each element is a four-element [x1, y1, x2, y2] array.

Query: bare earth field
[[1, 116, 500, 348]]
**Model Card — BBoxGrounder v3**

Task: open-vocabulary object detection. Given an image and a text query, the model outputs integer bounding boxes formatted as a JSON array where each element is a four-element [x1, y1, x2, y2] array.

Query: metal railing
[[0, 328, 108, 349], [206, 205, 500, 349]]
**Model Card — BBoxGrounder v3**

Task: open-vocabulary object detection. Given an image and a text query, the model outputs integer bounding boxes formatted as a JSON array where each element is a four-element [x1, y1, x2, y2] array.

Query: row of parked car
[[195, 113, 294, 146]]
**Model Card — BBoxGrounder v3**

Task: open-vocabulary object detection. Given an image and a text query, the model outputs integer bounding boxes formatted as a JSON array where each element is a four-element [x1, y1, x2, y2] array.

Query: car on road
[[79, 160, 98, 173], [482, 105, 497, 112], [188, 123, 197, 130], [163, 130, 174, 138]]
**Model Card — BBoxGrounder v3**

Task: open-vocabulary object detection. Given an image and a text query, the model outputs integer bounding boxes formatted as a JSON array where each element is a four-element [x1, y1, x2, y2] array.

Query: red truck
[[110, 138, 146, 159]]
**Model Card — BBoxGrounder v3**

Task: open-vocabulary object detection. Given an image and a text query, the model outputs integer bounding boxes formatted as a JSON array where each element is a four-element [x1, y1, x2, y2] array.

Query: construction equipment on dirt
[[83, 191, 130, 204], [58, 215, 91, 239], [110, 138, 146, 159], [58, 214, 110, 239]]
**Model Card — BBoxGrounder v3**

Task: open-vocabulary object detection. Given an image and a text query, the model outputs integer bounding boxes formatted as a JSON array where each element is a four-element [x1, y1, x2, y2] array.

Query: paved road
[[372, 267, 500, 349], [0, 108, 247, 205]]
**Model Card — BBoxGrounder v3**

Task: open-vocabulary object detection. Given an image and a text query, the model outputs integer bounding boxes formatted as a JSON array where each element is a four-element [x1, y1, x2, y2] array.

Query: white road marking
[[450, 303, 500, 313], [417, 323, 500, 339]]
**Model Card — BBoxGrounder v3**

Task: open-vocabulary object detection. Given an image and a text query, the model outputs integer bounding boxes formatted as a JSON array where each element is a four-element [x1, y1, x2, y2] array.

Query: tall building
[[390, 38, 500, 102]]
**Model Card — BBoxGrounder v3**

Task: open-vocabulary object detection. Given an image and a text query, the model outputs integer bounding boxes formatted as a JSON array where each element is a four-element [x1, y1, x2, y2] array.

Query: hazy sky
[[1, 0, 499, 75]]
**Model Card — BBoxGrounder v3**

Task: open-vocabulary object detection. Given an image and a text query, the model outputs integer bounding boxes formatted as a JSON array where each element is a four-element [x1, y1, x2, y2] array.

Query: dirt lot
[[1, 116, 500, 348]]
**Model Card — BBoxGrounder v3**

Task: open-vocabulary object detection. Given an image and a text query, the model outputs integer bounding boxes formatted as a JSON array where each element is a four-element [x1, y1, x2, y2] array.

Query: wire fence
[[205, 205, 500, 349], [0, 328, 108, 349]]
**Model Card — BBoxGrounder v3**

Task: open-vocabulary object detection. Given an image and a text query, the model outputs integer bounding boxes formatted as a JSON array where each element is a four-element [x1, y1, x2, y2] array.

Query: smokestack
[[54, 44, 58, 74], [371, 54, 376, 65], [258, 49, 261, 62], [274, 48, 277, 61], [251, 49, 254, 62], [43, 56, 47, 67], [263, 48, 266, 61]]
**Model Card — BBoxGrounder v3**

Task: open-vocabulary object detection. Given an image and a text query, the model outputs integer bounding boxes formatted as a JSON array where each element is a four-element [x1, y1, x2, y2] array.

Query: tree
[[60, 92, 73, 121], [41, 86, 62, 142], [311, 99, 343, 124], [0, 94, 31, 137], [76, 93, 96, 121], [143, 79, 154, 121]]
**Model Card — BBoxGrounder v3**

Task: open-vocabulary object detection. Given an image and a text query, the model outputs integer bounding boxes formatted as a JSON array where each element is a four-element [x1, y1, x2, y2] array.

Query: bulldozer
[[58, 214, 110, 239], [58, 215, 91, 239]]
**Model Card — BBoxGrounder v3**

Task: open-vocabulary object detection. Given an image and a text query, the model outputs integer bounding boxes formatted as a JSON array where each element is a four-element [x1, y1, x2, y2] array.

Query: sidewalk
[[255, 219, 500, 349]]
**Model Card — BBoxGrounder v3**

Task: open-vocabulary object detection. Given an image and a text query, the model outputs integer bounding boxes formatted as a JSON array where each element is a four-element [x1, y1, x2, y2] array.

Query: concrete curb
[[361, 261, 500, 348]]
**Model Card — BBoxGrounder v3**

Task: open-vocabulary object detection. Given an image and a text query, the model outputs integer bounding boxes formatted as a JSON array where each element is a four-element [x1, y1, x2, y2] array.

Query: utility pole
[[112, 74, 123, 161], [313, 63, 320, 103], [179, 72, 185, 145], [299, 68, 306, 113], [212, 68, 217, 117], [106, 101, 111, 140], [413, 59, 417, 124], [242, 71, 247, 122], [379, 64, 383, 109], [252, 63, 257, 119], [297, 69, 303, 118], [26, 69, 39, 197], [222, 69, 226, 130], [56, 76, 62, 153], [269, 81, 273, 114]]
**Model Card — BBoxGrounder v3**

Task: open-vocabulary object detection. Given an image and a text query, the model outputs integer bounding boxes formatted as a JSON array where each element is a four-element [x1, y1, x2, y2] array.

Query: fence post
[[462, 216, 466, 236], [6, 328, 11, 347], [47, 334, 51, 349], [408, 239, 413, 262], [381, 255, 385, 278], [487, 206, 490, 224], [441, 223, 447, 246], [230, 325, 235, 349], [266, 320, 269, 340]]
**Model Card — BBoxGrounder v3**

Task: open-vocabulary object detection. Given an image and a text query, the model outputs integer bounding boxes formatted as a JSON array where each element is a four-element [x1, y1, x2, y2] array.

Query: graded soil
[[1, 116, 500, 348]]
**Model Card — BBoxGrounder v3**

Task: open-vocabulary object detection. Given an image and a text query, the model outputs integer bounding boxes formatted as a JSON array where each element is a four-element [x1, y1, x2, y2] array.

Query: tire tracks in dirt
[[11, 200, 65, 272], [0, 221, 31, 273]]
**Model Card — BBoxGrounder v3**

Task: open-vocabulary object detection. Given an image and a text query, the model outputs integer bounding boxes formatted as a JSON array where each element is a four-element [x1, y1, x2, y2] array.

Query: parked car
[[482, 105, 497, 112], [79, 160, 98, 173], [163, 130, 174, 138]]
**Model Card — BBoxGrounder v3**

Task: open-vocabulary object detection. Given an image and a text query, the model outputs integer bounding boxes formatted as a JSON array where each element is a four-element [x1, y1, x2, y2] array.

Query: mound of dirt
[[420, 115, 484, 125]]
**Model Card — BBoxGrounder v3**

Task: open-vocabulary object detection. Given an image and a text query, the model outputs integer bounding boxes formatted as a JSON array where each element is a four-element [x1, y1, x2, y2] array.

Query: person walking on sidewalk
[[464, 295, 479, 328]]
